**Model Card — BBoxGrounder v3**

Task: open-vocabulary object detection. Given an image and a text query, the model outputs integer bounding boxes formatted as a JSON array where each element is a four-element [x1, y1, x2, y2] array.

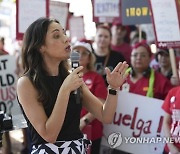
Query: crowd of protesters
[[0, 18, 180, 154]]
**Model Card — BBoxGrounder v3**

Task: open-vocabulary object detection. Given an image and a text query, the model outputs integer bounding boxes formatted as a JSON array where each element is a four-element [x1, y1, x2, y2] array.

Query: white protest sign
[[149, 0, 180, 48], [17, 0, 47, 34], [101, 91, 165, 154], [69, 16, 85, 41], [94, 0, 119, 17], [49, 1, 69, 29], [0, 55, 26, 130]]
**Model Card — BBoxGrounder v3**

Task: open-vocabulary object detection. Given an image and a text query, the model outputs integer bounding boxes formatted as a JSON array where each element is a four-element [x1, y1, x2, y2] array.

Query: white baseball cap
[[72, 41, 92, 52]]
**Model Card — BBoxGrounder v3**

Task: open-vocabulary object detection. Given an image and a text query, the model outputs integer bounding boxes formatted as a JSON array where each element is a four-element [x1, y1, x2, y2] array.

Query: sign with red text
[[49, 1, 69, 30], [101, 92, 165, 154], [149, 0, 180, 48], [0, 55, 27, 129], [92, 0, 121, 23], [16, 0, 49, 40]]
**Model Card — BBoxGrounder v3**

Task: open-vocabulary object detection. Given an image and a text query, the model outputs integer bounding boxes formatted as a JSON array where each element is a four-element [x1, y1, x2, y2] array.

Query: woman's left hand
[[105, 61, 129, 89]]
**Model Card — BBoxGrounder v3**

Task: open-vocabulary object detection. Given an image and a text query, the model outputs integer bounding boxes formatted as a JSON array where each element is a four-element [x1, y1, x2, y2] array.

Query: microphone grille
[[70, 51, 80, 61]]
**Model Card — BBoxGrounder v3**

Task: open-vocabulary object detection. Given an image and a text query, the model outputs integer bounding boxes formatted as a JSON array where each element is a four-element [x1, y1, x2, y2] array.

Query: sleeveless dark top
[[19, 74, 83, 145]]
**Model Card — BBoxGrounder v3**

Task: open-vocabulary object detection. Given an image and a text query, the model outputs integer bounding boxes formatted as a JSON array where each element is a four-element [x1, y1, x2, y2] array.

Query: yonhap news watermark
[[107, 132, 179, 149]]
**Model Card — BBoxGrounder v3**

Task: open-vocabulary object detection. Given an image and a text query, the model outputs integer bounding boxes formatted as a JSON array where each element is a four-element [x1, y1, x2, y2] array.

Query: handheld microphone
[[70, 51, 80, 70], [70, 51, 81, 104]]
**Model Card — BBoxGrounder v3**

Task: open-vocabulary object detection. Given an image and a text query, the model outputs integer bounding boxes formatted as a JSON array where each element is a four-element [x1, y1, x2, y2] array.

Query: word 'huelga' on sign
[[126, 7, 150, 17], [113, 107, 163, 138]]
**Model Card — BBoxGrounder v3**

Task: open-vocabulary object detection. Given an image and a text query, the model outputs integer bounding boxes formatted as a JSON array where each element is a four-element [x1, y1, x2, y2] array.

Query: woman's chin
[[65, 52, 71, 59]]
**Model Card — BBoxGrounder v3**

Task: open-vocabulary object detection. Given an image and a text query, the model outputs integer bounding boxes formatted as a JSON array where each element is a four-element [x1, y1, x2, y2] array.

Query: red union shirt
[[123, 71, 173, 100], [81, 71, 107, 140], [162, 87, 180, 152]]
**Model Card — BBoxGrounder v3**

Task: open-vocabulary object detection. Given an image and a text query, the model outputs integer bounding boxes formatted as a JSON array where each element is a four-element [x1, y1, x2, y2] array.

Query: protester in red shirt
[[162, 61, 180, 154], [73, 40, 107, 154], [122, 41, 173, 100], [113, 41, 173, 154]]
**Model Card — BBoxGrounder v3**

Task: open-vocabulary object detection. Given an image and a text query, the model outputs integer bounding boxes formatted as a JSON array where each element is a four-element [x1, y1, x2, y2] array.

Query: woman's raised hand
[[105, 61, 129, 89]]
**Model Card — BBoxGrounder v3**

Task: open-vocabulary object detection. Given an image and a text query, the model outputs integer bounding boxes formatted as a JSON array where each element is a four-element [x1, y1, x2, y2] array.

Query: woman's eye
[[54, 35, 60, 39]]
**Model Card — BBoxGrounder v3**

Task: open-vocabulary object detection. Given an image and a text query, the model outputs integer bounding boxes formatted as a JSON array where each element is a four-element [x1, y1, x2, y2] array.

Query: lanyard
[[126, 67, 155, 97]]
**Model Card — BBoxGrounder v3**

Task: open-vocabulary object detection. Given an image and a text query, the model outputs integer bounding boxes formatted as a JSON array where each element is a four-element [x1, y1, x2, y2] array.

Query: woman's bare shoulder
[[17, 76, 37, 97], [17, 76, 32, 88]]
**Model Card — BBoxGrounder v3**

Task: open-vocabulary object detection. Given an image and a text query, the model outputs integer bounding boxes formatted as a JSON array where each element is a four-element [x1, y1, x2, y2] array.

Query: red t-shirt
[[124, 71, 173, 100], [81, 71, 107, 140], [162, 87, 180, 152], [111, 43, 132, 65]]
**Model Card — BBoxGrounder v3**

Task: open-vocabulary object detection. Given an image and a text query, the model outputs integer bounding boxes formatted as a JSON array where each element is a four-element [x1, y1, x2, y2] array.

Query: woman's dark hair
[[21, 17, 69, 106]]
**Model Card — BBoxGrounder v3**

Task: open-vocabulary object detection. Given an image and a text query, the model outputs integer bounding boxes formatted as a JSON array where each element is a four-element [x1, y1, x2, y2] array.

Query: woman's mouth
[[65, 45, 71, 52]]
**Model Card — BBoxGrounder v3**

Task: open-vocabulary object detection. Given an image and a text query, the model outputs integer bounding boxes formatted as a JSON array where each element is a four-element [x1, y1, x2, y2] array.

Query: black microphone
[[70, 51, 81, 104]]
